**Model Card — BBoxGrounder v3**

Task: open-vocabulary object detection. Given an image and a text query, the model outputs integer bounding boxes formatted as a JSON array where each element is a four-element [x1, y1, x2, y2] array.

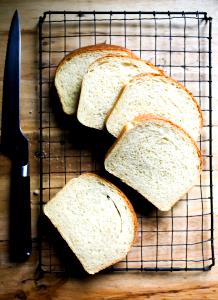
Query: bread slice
[[43, 173, 137, 274], [105, 116, 202, 211], [55, 44, 138, 115], [77, 55, 163, 130], [106, 73, 203, 140]]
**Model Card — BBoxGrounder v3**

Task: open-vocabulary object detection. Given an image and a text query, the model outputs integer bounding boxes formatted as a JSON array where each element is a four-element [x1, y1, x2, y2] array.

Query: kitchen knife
[[1, 10, 32, 262]]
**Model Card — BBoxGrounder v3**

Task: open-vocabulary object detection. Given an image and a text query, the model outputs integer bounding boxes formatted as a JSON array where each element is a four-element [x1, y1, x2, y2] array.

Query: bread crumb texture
[[43, 173, 137, 274]]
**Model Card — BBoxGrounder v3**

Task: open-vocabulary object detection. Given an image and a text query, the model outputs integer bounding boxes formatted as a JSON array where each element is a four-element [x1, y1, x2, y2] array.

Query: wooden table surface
[[0, 0, 218, 299]]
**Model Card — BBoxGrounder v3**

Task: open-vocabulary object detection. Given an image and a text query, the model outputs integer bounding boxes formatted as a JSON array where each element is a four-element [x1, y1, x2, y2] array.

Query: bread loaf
[[106, 73, 202, 140], [105, 115, 202, 211], [43, 173, 138, 274], [77, 55, 163, 129], [55, 44, 138, 114]]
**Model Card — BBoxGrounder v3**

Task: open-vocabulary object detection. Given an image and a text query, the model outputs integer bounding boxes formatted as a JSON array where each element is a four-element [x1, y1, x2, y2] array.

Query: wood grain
[[0, 0, 218, 299]]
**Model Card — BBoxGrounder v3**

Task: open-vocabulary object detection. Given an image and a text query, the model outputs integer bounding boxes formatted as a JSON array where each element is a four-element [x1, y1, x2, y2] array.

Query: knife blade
[[1, 10, 32, 262]]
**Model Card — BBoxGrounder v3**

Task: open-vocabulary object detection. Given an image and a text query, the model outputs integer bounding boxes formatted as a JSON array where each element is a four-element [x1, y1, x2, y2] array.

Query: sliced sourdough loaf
[[77, 55, 163, 129], [104, 116, 202, 211], [106, 73, 203, 140], [43, 173, 137, 274], [55, 44, 138, 115]]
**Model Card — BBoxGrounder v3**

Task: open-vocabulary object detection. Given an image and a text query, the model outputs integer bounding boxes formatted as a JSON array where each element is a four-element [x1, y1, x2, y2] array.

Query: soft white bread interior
[[104, 116, 202, 211], [55, 44, 138, 115], [77, 55, 163, 129], [43, 173, 138, 274], [106, 73, 203, 140]]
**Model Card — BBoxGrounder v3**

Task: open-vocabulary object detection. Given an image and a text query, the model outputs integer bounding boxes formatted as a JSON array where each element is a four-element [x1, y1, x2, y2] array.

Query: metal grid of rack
[[38, 11, 214, 272]]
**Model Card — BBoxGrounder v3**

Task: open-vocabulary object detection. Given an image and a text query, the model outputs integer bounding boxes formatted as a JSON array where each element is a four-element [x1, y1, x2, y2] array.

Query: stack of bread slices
[[44, 44, 203, 274]]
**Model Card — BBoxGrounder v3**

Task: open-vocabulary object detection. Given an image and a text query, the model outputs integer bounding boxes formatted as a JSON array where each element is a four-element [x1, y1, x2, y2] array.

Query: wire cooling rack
[[38, 11, 214, 272]]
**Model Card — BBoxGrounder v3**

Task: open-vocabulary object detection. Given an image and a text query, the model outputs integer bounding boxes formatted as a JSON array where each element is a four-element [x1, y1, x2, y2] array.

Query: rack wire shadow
[[38, 11, 214, 273]]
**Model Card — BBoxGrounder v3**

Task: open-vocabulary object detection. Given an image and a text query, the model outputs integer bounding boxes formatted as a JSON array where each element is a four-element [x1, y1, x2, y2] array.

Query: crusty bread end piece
[[106, 73, 203, 140], [105, 115, 202, 211], [43, 173, 138, 274], [55, 44, 138, 115]]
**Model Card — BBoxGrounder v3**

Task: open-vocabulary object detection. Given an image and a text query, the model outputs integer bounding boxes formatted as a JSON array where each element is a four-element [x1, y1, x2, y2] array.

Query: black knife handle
[[9, 161, 32, 262]]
